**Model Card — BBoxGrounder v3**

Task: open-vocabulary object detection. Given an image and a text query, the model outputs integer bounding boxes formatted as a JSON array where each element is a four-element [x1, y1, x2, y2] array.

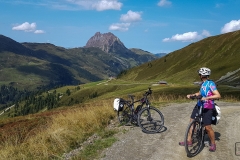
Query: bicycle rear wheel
[[137, 106, 164, 133], [184, 119, 205, 157], [117, 107, 131, 125]]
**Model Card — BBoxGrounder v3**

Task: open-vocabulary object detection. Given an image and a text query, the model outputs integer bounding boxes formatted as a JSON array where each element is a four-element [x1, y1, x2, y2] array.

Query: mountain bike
[[184, 95, 206, 157], [117, 88, 164, 133]]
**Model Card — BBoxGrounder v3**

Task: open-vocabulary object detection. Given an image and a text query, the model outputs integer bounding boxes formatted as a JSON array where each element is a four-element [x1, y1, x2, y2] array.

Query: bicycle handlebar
[[190, 95, 202, 100], [190, 95, 219, 101], [144, 87, 152, 96]]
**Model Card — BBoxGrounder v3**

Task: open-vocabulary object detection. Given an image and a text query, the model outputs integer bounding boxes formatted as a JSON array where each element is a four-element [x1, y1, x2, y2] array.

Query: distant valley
[[0, 32, 164, 90]]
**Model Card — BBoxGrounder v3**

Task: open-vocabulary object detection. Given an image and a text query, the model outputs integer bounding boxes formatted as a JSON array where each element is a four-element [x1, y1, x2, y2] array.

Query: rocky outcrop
[[84, 32, 157, 68], [85, 32, 127, 54]]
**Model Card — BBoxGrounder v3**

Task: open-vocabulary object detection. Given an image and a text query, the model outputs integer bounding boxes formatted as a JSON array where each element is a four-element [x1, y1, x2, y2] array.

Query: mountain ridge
[[0, 33, 159, 90], [117, 30, 240, 86]]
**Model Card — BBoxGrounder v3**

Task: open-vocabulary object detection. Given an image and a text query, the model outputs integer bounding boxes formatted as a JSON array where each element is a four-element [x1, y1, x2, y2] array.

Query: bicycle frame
[[195, 100, 203, 122], [129, 88, 152, 113]]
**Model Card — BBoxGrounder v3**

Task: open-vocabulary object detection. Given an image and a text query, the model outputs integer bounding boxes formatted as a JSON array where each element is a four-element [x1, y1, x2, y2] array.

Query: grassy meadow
[[0, 79, 240, 159], [0, 99, 116, 160]]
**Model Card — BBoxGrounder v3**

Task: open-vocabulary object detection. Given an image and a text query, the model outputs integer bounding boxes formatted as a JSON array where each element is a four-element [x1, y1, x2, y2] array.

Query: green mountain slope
[[0, 34, 157, 90], [119, 30, 240, 85]]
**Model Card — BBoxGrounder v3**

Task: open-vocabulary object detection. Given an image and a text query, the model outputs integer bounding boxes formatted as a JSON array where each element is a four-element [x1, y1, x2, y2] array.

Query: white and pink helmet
[[198, 67, 211, 76]]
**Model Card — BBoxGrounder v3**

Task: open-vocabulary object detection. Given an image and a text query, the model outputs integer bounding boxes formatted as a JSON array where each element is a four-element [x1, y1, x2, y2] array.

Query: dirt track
[[100, 101, 240, 160]]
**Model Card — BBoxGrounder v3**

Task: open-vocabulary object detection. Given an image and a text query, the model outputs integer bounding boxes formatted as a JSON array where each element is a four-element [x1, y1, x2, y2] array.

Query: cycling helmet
[[198, 67, 211, 76]]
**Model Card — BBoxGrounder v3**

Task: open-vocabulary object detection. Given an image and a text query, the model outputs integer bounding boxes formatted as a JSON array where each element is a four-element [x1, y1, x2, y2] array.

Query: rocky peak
[[85, 32, 127, 53]]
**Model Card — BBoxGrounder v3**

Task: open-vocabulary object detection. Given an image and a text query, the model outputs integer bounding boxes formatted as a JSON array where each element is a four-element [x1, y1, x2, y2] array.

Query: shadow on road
[[215, 132, 221, 141], [141, 126, 168, 134], [204, 131, 221, 142]]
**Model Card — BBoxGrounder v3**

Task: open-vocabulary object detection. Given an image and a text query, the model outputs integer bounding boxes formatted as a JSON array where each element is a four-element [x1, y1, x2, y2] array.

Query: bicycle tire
[[137, 106, 164, 133], [117, 107, 131, 125], [184, 119, 205, 157]]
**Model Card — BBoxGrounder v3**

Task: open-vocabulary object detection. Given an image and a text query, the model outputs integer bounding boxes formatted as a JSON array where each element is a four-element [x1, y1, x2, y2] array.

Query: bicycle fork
[[146, 106, 153, 121]]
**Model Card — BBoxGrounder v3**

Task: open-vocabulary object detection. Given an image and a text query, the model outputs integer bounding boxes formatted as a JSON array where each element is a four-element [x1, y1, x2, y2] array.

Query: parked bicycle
[[114, 88, 164, 133], [184, 95, 207, 157]]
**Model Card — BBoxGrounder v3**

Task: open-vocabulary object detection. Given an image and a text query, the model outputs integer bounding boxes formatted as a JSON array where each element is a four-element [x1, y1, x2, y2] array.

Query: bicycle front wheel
[[137, 106, 164, 133], [184, 119, 205, 157], [117, 107, 131, 125]]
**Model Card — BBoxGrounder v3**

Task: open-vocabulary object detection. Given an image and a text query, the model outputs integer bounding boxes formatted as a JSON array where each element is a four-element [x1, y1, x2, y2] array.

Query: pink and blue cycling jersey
[[200, 80, 217, 109]]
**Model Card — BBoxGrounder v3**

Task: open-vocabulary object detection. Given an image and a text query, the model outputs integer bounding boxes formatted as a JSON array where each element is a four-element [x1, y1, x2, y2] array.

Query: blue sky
[[0, 0, 240, 54]]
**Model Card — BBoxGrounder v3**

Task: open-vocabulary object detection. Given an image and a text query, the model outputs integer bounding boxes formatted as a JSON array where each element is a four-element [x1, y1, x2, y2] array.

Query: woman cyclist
[[179, 67, 221, 152]]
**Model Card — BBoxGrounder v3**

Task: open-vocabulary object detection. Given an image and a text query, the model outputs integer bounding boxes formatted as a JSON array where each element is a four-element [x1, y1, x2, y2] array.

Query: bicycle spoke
[[138, 107, 164, 133]]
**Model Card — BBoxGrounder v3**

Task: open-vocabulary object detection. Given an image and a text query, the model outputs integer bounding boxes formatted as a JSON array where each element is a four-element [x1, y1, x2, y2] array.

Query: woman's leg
[[205, 125, 215, 144]]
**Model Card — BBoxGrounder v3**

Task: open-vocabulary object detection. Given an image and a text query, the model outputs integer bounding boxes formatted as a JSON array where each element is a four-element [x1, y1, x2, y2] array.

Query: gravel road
[[100, 101, 240, 160]]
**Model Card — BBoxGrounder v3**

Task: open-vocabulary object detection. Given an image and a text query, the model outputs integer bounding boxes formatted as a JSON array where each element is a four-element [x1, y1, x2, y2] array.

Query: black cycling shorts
[[190, 106, 213, 125]]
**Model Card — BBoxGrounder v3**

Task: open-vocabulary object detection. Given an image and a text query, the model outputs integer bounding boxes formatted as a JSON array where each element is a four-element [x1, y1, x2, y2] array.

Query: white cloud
[[93, 0, 122, 11], [221, 19, 240, 34], [34, 30, 45, 34], [202, 30, 211, 37], [12, 22, 36, 32], [109, 23, 130, 31], [162, 31, 211, 42], [109, 10, 142, 32], [12, 22, 45, 33], [120, 10, 142, 22], [157, 0, 172, 7], [66, 0, 122, 11]]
